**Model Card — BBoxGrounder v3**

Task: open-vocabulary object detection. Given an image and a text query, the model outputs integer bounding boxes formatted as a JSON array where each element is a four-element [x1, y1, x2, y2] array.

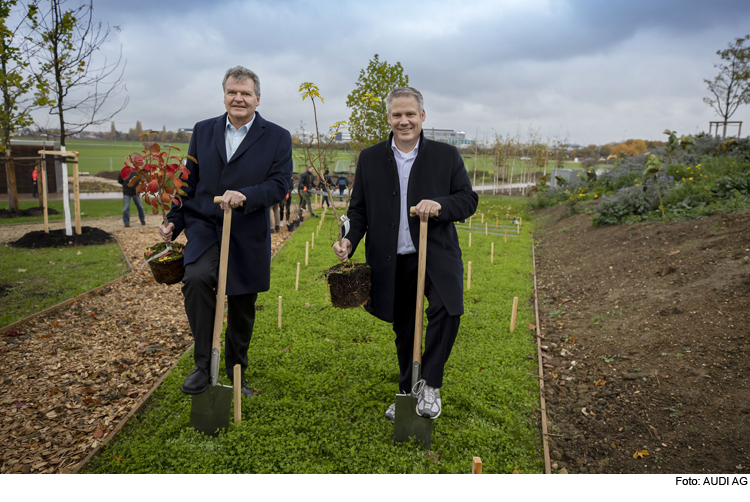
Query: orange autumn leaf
[[633, 450, 648, 459]]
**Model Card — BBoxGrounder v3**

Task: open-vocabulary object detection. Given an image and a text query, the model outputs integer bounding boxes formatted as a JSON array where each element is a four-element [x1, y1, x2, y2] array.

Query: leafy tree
[[1, 0, 50, 212], [704, 35, 750, 133], [345, 54, 408, 146], [30, 0, 127, 147]]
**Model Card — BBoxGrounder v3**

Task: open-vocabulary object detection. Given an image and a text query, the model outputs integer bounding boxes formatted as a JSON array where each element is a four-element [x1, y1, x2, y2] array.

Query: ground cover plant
[[0, 200, 127, 225], [528, 134, 750, 224], [83, 195, 544, 473], [0, 243, 129, 326]]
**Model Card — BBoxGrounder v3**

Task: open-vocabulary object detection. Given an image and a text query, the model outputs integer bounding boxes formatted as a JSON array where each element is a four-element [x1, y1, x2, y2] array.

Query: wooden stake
[[305, 241, 309, 265], [312, 232, 315, 249], [481, 213, 484, 224], [278, 296, 282, 328], [72, 155, 81, 235], [517, 223, 520, 234], [233, 364, 241, 424], [472, 457, 483, 474], [469, 216, 472, 228], [295, 262, 300, 291], [510, 296, 519, 332], [40, 159, 49, 234], [491, 242, 494, 264], [467, 261, 472, 290], [468, 233, 472, 247]]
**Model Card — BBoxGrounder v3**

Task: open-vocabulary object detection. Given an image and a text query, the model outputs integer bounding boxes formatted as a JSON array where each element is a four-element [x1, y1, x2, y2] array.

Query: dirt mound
[[10, 226, 115, 248], [533, 203, 750, 474], [0, 207, 60, 219], [95, 170, 121, 181]]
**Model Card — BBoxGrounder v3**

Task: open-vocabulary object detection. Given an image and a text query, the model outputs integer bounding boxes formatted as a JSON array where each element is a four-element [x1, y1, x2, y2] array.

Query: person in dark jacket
[[297, 165, 317, 218], [319, 169, 333, 208], [159, 66, 292, 397], [333, 86, 477, 421], [118, 170, 146, 227], [337, 173, 348, 201], [280, 176, 293, 227]]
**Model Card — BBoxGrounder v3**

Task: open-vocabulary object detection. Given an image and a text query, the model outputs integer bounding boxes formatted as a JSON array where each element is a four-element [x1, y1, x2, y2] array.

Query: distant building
[[423, 128, 474, 146], [334, 131, 351, 142]]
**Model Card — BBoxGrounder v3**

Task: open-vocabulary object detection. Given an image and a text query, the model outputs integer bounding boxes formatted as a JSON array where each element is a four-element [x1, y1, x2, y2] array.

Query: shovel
[[393, 206, 438, 449], [190, 196, 242, 436]]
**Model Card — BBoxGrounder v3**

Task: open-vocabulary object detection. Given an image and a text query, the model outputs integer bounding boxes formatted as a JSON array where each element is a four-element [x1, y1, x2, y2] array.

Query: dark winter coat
[[118, 171, 138, 196], [345, 132, 478, 323], [167, 112, 293, 295]]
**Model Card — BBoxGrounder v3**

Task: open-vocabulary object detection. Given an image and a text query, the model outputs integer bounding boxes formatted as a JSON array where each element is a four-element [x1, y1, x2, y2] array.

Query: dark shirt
[[118, 171, 138, 196], [299, 170, 314, 191]]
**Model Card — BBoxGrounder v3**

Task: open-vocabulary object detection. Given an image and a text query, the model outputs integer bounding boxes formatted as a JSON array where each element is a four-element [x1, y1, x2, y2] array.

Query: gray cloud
[[32, 0, 750, 145]]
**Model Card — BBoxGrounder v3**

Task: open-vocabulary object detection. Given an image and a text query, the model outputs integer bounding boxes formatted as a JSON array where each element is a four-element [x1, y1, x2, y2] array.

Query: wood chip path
[[0, 216, 294, 473]]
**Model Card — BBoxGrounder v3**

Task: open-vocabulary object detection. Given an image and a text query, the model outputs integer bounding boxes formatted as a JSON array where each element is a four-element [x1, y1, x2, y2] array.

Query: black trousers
[[392, 253, 460, 392], [182, 243, 257, 380]]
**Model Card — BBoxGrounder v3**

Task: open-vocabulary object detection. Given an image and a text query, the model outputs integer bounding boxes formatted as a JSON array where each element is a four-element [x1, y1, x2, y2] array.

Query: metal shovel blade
[[190, 384, 233, 437], [393, 393, 433, 450]]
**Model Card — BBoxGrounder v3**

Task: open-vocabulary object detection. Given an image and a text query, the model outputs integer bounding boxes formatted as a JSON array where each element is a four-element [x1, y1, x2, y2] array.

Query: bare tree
[[1, 0, 50, 213], [704, 35, 750, 134], [30, 0, 127, 146]]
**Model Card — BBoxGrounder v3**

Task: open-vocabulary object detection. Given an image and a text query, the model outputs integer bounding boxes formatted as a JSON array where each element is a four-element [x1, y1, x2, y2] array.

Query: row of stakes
[[276, 206, 523, 333]]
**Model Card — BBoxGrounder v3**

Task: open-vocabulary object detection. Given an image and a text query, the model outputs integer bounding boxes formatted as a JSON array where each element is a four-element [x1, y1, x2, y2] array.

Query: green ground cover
[[84, 194, 543, 473], [0, 243, 129, 327], [0, 200, 128, 226]]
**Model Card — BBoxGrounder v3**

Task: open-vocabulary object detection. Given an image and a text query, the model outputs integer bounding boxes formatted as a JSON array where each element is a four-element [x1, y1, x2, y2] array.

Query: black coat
[[118, 171, 138, 196], [346, 132, 478, 323], [167, 112, 293, 295]]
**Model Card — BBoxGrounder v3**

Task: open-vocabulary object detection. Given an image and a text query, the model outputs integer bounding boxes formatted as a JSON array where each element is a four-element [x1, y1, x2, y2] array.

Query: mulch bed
[[0, 222, 296, 474], [0, 208, 60, 219], [10, 227, 114, 249], [533, 204, 750, 474]]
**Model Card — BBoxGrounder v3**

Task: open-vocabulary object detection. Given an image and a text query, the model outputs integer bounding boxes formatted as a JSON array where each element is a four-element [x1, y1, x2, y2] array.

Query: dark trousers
[[182, 243, 258, 380], [299, 190, 313, 216], [392, 253, 460, 392], [280, 196, 292, 222]]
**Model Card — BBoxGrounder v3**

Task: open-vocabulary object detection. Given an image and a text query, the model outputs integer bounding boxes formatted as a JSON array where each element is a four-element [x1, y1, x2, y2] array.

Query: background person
[[118, 169, 146, 227], [159, 66, 292, 398], [298, 165, 317, 218]]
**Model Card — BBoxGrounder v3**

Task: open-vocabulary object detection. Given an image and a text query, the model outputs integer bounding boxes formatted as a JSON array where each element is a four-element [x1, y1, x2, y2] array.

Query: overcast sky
[[30, 0, 750, 146]]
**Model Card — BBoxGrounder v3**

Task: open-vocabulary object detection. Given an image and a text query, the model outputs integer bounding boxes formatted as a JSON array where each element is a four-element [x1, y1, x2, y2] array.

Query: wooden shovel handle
[[211, 195, 244, 351], [408, 206, 434, 369]]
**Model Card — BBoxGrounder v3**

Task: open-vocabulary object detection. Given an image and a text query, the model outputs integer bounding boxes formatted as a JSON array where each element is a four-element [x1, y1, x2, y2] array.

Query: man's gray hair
[[385, 86, 424, 114], [222, 66, 260, 95]]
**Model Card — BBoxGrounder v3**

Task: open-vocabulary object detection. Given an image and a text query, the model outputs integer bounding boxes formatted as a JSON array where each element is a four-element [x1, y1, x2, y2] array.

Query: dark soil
[[10, 226, 115, 248], [533, 204, 750, 474], [327, 262, 371, 309], [0, 207, 60, 218], [0, 284, 10, 298], [95, 170, 120, 181]]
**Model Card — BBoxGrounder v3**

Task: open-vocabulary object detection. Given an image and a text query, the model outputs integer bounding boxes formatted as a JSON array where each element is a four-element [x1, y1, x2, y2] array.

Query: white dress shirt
[[225, 115, 255, 161], [392, 138, 419, 255]]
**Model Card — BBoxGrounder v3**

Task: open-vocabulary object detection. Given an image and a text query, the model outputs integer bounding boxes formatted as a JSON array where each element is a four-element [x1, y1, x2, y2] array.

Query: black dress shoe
[[181, 367, 209, 394], [241, 381, 254, 398]]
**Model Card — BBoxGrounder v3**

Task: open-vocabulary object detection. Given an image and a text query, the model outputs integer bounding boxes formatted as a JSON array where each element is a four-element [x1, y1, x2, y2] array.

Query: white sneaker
[[385, 402, 396, 422], [413, 379, 441, 419]]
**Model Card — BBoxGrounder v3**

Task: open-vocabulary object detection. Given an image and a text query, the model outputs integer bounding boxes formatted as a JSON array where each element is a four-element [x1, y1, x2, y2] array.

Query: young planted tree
[[704, 34, 750, 137], [30, 0, 127, 146], [346, 54, 408, 147], [1, 0, 50, 213]]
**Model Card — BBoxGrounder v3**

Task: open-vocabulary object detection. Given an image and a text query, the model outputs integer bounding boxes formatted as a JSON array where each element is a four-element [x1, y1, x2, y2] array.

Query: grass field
[[83, 194, 543, 474], [0, 200, 132, 226], [0, 243, 129, 327]]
